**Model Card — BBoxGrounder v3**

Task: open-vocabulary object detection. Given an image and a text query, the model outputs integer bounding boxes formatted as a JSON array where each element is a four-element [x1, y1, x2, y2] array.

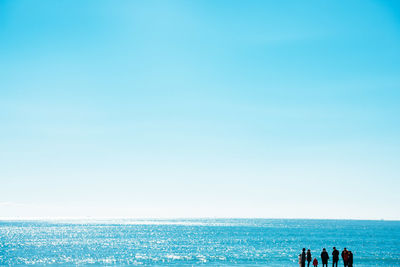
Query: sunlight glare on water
[[1, 219, 399, 266]]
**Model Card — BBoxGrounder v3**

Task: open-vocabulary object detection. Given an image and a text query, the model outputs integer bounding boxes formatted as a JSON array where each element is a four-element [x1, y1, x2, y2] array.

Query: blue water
[[1, 219, 399, 266]]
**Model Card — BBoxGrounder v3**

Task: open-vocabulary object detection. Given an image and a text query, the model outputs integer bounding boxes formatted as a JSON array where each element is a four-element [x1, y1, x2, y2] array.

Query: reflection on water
[[1, 219, 399, 266]]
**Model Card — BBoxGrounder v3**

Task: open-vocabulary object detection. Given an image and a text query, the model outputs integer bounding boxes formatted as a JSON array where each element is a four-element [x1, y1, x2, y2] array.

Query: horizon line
[[0, 216, 398, 222]]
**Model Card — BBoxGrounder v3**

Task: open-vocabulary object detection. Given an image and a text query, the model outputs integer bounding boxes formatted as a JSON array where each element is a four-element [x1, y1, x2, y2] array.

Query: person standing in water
[[321, 248, 329, 267], [301, 248, 307, 267], [332, 247, 339, 267], [313, 257, 319, 267], [347, 251, 353, 267], [341, 248, 349, 267], [306, 249, 312, 267]]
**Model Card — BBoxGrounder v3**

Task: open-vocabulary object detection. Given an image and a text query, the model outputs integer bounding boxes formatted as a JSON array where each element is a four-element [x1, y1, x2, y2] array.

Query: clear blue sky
[[1, 0, 399, 219]]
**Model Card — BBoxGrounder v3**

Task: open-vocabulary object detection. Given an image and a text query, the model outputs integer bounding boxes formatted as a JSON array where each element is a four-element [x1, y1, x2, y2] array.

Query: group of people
[[298, 247, 354, 267]]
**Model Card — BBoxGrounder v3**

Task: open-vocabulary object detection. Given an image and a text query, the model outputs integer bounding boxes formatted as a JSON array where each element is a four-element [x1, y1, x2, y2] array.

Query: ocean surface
[[1, 219, 399, 266]]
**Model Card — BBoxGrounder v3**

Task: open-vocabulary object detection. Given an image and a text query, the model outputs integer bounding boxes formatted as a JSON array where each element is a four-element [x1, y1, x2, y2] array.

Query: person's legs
[[307, 261, 310, 267]]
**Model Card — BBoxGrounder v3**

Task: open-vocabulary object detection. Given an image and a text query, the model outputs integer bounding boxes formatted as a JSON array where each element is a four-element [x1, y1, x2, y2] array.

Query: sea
[[1, 219, 399, 266]]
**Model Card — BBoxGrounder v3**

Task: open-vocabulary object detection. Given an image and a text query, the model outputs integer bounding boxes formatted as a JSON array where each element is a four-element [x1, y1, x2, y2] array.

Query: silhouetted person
[[347, 251, 353, 267], [301, 248, 307, 267], [307, 249, 312, 267], [332, 247, 339, 267], [313, 257, 318, 267], [321, 248, 329, 267], [341, 248, 348, 267]]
